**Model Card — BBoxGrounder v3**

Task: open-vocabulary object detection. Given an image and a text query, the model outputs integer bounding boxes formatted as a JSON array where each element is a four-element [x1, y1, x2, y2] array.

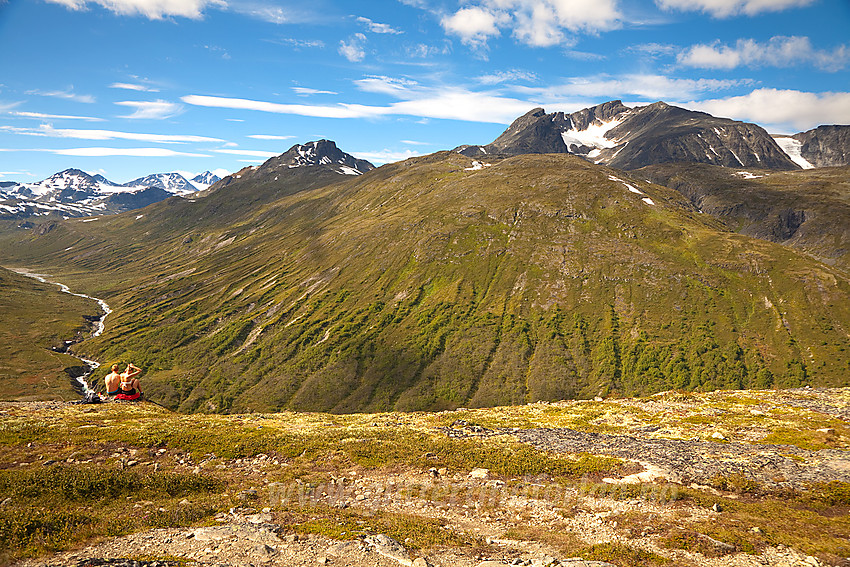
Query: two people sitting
[[104, 363, 142, 401]]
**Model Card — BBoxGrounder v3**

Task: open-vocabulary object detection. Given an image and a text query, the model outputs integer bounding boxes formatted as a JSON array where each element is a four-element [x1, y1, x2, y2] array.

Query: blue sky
[[1, 0, 848, 183]]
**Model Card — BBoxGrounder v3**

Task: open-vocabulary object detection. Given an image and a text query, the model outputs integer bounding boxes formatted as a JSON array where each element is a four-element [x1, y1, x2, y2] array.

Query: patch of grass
[[0, 464, 224, 563], [580, 542, 671, 566], [280, 506, 474, 550]]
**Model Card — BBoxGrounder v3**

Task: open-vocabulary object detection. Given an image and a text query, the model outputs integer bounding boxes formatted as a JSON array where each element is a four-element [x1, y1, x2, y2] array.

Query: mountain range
[[0, 169, 222, 220], [0, 101, 848, 412]]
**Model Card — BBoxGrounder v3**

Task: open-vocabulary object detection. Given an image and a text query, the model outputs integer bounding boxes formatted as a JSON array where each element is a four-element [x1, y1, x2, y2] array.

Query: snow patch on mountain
[[772, 136, 815, 169], [561, 118, 623, 153]]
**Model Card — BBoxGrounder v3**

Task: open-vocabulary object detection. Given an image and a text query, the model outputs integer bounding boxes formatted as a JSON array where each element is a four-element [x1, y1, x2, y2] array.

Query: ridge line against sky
[[0, 0, 848, 182]]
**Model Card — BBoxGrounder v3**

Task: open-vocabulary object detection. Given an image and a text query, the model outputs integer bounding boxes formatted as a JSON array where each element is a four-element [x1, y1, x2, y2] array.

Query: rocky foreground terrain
[[1, 388, 848, 567]]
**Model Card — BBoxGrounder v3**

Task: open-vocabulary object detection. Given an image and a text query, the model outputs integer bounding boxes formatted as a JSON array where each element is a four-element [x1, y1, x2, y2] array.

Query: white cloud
[[357, 16, 403, 34], [26, 88, 95, 103], [183, 86, 534, 124], [247, 134, 296, 140], [292, 87, 338, 96], [476, 69, 538, 85], [182, 95, 370, 119], [687, 89, 850, 131], [45, 0, 225, 19], [442, 0, 621, 49], [441, 6, 505, 49], [678, 36, 849, 72], [339, 33, 368, 62], [523, 73, 748, 101], [1, 124, 222, 144], [9, 111, 104, 121], [352, 148, 423, 164], [273, 38, 326, 49], [212, 149, 280, 157], [110, 82, 159, 92], [115, 100, 183, 119], [354, 76, 419, 96], [655, 0, 814, 17]]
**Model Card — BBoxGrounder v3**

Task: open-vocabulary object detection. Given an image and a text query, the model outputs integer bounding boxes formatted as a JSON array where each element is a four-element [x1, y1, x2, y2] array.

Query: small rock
[[238, 489, 258, 501], [413, 557, 435, 567], [42, 459, 56, 466], [751, 527, 762, 534], [477, 562, 510, 567], [711, 432, 726, 441], [126, 460, 138, 467], [712, 503, 722, 513], [469, 468, 490, 480], [283, 534, 300, 543], [317, 556, 329, 564], [179, 499, 190, 505], [428, 467, 439, 478]]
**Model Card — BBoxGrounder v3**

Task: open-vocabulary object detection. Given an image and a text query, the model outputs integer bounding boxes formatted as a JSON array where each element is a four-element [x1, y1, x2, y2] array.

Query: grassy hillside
[[1, 153, 849, 412], [0, 267, 100, 401], [638, 164, 850, 272]]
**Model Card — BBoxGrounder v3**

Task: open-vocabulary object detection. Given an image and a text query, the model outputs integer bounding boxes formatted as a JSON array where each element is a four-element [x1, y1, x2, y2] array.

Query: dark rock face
[[100, 187, 172, 210], [458, 101, 801, 171], [793, 125, 850, 167]]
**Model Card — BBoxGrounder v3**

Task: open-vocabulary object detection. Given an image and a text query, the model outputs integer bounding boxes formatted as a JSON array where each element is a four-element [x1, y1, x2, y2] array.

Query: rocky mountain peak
[[262, 139, 375, 176]]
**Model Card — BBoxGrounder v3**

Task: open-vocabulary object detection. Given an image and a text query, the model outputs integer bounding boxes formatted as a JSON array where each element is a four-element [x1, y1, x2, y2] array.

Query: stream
[[11, 268, 112, 395]]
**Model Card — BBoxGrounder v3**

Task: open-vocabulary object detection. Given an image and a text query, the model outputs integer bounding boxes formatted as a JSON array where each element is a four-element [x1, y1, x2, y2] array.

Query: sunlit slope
[[639, 163, 850, 272], [1, 152, 849, 413], [0, 266, 99, 400]]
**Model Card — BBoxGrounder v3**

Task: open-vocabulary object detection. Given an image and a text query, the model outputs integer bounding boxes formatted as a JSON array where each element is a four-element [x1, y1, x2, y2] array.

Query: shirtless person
[[104, 364, 123, 397]]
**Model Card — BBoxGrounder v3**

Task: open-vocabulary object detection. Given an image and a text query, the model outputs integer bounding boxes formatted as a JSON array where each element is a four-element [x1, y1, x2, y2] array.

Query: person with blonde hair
[[115, 363, 143, 401]]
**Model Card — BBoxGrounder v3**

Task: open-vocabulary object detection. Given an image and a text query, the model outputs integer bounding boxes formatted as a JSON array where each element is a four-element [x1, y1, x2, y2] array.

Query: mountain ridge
[[458, 100, 847, 171]]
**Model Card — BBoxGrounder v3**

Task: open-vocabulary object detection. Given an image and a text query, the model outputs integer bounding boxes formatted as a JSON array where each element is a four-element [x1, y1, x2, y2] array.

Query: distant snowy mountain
[[191, 171, 221, 188], [0, 168, 224, 221], [123, 172, 198, 195]]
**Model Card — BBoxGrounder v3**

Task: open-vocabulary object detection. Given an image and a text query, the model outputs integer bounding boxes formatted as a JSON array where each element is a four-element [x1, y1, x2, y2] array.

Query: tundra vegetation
[[0, 388, 848, 566]]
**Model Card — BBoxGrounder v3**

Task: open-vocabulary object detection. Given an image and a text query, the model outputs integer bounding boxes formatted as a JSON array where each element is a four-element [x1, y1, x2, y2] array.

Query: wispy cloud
[[352, 148, 423, 164], [518, 73, 751, 101], [45, 0, 225, 19], [1, 147, 211, 157], [183, 84, 535, 124], [110, 82, 160, 92], [292, 87, 338, 96], [270, 38, 326, 50], [8, 111, 104, 122], [476, 69, 538, 85], [655, 0, 815, 18], [678, 36, 849, 72], [339, 33, 368, 62], [357, 16, 403, 34], [115, 100, 183, 119], [26, 88, 95, 103], [247, 134, 296, 140], [1, 124, 223, 144]]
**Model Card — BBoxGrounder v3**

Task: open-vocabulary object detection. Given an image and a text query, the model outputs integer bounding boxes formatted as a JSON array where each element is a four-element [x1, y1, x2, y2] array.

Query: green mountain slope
[[638, 164, 850, 272], [1, 152, 849, 412], [0, 266, 100, 400]]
